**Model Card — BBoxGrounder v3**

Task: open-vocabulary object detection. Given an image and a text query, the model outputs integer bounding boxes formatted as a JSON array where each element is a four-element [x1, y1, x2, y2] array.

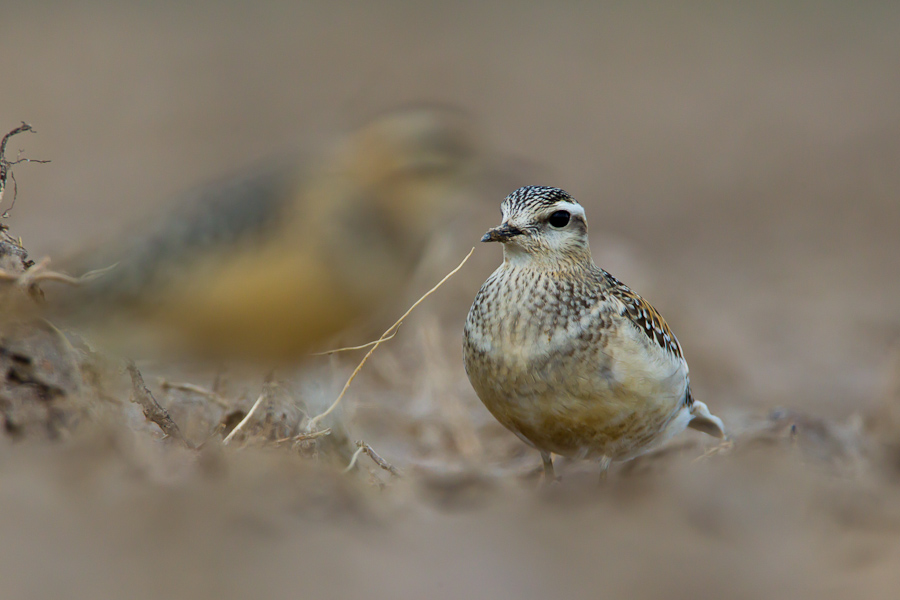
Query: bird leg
[[598, 455, 612, 483], [540, 451, 558, 483]]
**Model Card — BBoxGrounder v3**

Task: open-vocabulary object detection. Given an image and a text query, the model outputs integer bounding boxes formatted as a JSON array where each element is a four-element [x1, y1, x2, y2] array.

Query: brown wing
[[600, 270, 684, 360]]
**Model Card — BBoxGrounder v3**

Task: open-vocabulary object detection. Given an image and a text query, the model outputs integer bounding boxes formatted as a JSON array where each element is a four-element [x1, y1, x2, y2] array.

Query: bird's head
[[482, 186, 592, 266], [348, 107, 480, 234]]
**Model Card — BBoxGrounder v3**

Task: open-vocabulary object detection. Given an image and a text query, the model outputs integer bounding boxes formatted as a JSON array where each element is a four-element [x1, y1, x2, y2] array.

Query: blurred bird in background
[[50, 106, 483, 361]]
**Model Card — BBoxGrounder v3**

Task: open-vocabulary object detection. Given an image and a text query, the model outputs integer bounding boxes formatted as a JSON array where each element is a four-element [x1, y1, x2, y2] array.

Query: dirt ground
[[2, 2, 900, 598]]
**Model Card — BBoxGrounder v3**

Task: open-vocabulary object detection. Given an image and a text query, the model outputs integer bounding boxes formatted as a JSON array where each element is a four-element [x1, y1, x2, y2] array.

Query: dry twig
[[159, 379, 230, 409], [222, 375, 275, 445], [343, 445, 366, 473], [126, 361, 193, 448], [304, 247, 474, 433], [277, 428, 332, 446], [288, 428, 333, 453], [0, 122, 50, 216], [0, 258, 116, 288], [310, 331, 398, 356], [344, 440, 401, 477]]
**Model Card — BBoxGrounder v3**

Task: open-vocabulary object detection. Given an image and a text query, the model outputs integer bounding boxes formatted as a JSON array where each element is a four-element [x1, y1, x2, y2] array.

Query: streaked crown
[[502, 185, 581, 214]]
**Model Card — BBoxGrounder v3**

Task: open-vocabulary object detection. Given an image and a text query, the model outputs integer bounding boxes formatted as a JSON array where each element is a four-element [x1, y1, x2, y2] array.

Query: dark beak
[[481, 223, 522, 243]]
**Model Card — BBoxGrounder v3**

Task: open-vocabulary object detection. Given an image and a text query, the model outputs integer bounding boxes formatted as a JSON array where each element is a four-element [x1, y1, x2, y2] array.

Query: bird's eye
[[548, 210, 570, 228]]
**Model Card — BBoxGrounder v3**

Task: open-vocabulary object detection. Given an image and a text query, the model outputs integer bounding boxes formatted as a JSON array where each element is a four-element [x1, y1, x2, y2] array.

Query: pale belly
[[464, 310, 690, 461]]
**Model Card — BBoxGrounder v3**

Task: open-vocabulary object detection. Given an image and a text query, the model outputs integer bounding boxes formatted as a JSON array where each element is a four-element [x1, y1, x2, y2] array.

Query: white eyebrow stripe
[[555, 201, 585, 219]]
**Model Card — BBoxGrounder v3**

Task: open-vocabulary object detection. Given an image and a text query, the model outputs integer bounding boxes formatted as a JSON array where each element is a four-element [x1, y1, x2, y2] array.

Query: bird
[[53, 107, 481, 361], [463, 185, 725, 480]]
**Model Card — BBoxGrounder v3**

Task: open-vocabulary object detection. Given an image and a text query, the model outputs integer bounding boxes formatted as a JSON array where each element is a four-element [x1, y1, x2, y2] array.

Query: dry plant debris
[[120, 247, 475, 467], [126, 361, 193, 448], [158, 379, 230, 409], [222, 374, 275, 445], [0, 123, 88, 438], [0, 122, 50, 217], [344, 440, 402, 477], [304, 247, 474, 434]]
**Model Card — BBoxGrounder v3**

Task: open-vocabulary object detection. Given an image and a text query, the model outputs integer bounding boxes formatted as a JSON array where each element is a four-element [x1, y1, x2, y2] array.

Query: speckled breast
[[463, 266, 688, 460]]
